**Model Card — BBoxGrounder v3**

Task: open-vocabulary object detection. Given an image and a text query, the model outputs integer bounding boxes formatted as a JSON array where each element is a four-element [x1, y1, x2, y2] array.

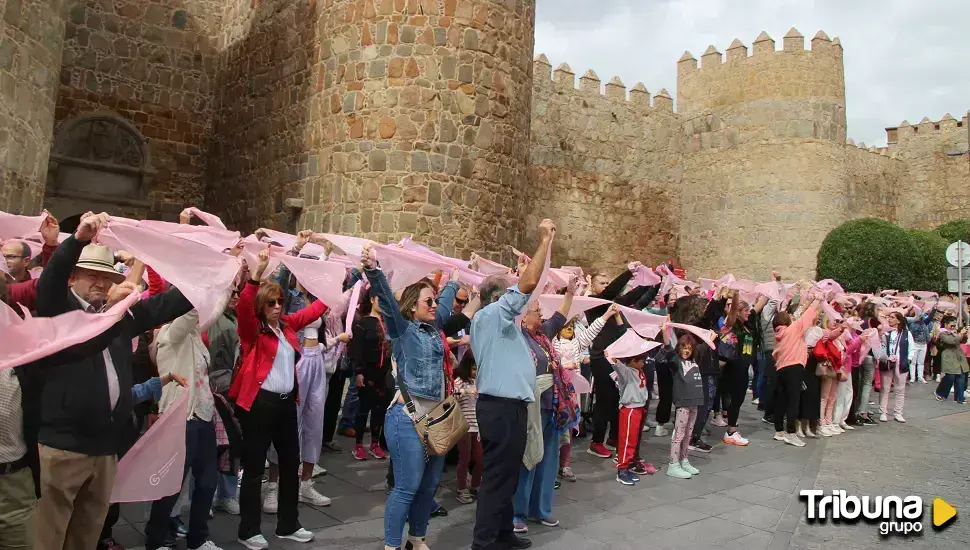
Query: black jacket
[[32, 235, 192, 456], [350, 316, 391, 386], [585, 270, 659, 360]]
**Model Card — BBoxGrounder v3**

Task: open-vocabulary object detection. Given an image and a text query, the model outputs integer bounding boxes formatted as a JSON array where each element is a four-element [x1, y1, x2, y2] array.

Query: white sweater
[[552, 315, 607, 368], [157, 309, 215, 421]]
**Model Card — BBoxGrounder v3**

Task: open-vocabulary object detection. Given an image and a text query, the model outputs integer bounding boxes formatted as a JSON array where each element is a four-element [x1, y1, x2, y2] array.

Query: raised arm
[[128, 286, 193, 336], [576, 304, 617, 349], [158, 309, 200, 347], [236, 280, 260, 345], [517, 219, 555, 295], [361, 244, 409, 339], [633, 283, 661, 310], [594, 269, 634, 301], [434, 278, 459, 329]]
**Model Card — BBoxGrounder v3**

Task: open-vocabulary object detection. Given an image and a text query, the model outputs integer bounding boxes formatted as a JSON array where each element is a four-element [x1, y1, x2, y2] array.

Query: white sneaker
[[894, 414, 906, 423], [920, 377, 928, 384], [831, 424, 844, 434], [262, 482, 278, 514], [784, 433, 806, 447], [654, 425, 669, 437], [214, 497, 240, 515], [751, 398, 760, 406], [818, 425, 833, 437], [299, 480, 332, 507], [796, 425, 805, 438], [804, 426, 817, 438], [194, 542, 225, 550], [238, 535, 269, 550], [277, 528, 314, 543], [646, 419, 658, 429], [722, 431, 749, 446], [936, 374, 942, 382], [879, 413, 889, 422], [711, 416, 728, 427], [773, 432, 787, 441], [839, 421, 854, 431]]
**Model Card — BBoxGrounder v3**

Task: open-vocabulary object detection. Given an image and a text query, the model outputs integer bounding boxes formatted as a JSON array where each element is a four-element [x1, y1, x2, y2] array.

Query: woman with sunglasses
[[230, 248, 329, 550], [934, 315, 968, 403], [359, 243, 460, 550]]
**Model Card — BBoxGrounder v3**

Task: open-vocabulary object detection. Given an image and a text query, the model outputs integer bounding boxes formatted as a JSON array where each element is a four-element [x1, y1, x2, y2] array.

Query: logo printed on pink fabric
[[150, 453, 181, 486]]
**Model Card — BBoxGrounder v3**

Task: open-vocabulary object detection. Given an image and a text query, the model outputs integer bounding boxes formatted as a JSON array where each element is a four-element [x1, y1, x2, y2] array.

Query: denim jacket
[[364, 268, 458, 401]]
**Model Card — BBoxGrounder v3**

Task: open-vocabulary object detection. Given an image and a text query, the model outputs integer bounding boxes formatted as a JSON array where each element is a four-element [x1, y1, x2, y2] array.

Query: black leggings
[[354, 384, 388, 445], [774, 364, 804, 434], [591, 357, 619, 443], [655, 362, 673, 425], [722, 360, 750, 428]]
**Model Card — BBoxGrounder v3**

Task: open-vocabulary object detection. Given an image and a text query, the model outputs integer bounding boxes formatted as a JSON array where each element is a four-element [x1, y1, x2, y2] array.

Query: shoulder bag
[[397, 333, 468, 456]]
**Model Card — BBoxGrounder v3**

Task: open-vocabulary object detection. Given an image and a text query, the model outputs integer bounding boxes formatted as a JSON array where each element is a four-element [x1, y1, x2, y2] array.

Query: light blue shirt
[[471, 286, 535, 402], [261, 326, 296, 393]]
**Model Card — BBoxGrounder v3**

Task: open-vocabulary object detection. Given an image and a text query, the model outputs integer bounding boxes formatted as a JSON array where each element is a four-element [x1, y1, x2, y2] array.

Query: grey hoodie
[[611, 360, 649, 408]]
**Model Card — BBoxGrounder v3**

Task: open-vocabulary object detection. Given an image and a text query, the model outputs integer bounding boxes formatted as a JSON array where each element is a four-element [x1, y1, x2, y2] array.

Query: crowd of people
[[1, 209, 969, 550]]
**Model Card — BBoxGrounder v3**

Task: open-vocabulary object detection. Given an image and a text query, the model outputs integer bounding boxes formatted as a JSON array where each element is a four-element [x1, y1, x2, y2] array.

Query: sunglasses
[[422, 297, 438, 308], [455, 298, 469, 305], [266, 299, 282, 308]]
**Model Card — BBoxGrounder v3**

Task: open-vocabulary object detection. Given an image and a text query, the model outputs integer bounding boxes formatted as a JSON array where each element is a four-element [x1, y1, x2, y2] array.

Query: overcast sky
[[535, 0, 969, 146]]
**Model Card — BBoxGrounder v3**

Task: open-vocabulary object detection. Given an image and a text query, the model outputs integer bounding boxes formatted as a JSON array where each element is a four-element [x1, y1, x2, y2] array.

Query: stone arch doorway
[[44, 112, 155, 226]]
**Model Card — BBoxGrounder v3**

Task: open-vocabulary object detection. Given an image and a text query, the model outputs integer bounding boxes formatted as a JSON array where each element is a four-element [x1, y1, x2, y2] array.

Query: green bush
[[816, 217, 960, 293], [934, 220, 970, 245]]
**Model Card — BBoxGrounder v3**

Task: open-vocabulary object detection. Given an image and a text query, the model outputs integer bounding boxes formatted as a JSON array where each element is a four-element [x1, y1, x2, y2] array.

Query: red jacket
[[229, 279, 327, 410]]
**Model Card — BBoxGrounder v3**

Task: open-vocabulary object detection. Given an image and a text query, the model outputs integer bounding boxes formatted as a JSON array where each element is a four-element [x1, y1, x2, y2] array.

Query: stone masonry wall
[[843, 142, 905, 222], [525, 56, 683, 272], [53, 0, 221, 221], [888, 114, 970, 230], [206, 0, 317, 231], [0, 0, 67, 213], [678, 29, 848, 280]]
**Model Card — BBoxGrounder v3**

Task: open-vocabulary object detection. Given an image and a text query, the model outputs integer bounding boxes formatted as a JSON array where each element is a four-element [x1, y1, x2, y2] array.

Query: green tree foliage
[[934, 220, 970, 245], [815, 218, 950, 293]]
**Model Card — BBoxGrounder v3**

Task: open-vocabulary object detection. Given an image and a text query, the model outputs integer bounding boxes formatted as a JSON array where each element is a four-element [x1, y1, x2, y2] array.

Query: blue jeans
[[216, 472, 237, 500], [936, 373, 967, 403], [384, 404, 445, 547], [693, 374, 718, 440], [514, 409, 559, 522], [754, 352, 767, 400], [339, 381, 360, 430]]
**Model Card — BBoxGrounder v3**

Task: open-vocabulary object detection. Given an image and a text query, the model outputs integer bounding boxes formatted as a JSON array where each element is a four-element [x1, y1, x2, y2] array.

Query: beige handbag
[[398, 373, 468, 456]]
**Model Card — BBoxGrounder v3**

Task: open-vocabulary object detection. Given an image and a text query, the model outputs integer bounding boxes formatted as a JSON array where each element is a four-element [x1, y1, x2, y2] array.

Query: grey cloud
[[535, 0, 970, 146]]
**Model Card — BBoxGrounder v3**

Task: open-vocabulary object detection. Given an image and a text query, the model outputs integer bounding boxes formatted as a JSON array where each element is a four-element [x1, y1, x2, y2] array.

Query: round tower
[[308, 0, 536, 262], [677, 29, 849, 279], [0, 0, 67, 213]]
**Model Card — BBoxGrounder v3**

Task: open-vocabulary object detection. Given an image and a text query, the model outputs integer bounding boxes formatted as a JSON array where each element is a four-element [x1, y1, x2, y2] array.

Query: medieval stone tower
[[1, 0, 967, 278]]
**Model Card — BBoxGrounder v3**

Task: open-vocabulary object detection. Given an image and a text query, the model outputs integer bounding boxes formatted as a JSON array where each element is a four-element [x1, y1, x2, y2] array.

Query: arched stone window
[[45, 113, 155, 217]]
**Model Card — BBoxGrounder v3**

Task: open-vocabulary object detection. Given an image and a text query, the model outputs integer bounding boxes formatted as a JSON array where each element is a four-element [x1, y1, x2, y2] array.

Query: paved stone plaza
[[110, 384, 969, 549]]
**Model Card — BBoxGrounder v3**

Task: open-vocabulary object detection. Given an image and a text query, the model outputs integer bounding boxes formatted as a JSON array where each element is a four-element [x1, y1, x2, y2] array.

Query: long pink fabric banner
[[537, 294, 611, 322], [186, 208, 227, 230], [110, 391, 189, 502], [0, 211, 46, 241], [0, 291, 141, 371], [98, 223, 240, 328], [278, 255, 351, 310], [616, 304, 664, 339]]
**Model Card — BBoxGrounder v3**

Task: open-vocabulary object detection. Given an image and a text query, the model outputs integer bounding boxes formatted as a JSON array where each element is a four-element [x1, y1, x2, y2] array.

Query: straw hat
[[76, 244, 126, 284]]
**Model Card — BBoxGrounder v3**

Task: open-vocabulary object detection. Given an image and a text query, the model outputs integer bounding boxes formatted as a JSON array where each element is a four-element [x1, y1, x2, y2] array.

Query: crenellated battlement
[[885, 113, 969, 144], [846, 138, 894, 158], [676, 28, 843, 74], [533, 54, 676, 113]]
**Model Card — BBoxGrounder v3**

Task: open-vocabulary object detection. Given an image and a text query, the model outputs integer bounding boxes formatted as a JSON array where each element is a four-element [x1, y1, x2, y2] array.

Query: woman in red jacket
[[230, 249, 328, 550]]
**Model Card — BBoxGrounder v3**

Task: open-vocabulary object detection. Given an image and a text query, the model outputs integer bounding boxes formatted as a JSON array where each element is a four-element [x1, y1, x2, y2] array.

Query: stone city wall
[[52, 0, 221, 221], [887, 114, 970, 230], [0, 0, 67, 213], [525, 55, 683, 272], [842, 140, 905, 222]]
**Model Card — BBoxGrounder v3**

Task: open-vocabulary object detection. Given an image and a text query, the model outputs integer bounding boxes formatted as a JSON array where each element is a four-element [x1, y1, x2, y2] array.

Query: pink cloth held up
[[110, 391, 189, 502], [616, 304, 665, 339], [0, 211, 46, 241], [666, 322, 717, 350], [0, 291, 141, 371], [186, 208, 228, 230], [604, 329, 661, 364], [136, 219, 240, 252], [537, 294, 611, 322], [98, 223, 239, 329]]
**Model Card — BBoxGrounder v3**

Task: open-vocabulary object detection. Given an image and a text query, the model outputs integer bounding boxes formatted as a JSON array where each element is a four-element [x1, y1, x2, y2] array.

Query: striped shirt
[[454, 378, 479, 433]]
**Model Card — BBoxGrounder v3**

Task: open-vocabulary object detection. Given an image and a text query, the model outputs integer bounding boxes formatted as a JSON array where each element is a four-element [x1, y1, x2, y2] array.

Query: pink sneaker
[[352, 444, 367, 461], [369, 442, 387, 459]]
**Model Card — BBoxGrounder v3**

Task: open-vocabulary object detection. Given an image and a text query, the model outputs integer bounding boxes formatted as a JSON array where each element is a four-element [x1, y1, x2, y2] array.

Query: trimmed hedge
[[817, 217, 970, 293]]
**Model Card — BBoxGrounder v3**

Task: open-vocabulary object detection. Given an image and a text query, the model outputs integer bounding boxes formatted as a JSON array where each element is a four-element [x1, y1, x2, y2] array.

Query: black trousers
[[774, 364, 804, 434], [472, 395, 528, 550], [655, 363, 673, 425], [760, 355, 777, 418], [237, 390, 302, 539], [590, 357, 619, 444], [722, 360, 750, 428], [322, 370, 347, 444], [848, 365, 862, 420], [354, 384, 388, 445]]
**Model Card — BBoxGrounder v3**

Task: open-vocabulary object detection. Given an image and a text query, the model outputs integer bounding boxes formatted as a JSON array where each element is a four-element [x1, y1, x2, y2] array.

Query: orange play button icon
[[933, 498, 957, 528]]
